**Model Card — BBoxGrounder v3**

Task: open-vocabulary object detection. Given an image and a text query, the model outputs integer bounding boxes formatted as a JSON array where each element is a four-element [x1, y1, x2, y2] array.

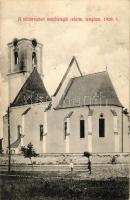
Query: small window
[[14, 52, 18, 64], [100, 114, 103, 118], [17, 125, 22, 138], [32, 52, 37, 65], [40, 125, 43, 141], [80, 115, 85, 138], [99, 114, 105, 137]]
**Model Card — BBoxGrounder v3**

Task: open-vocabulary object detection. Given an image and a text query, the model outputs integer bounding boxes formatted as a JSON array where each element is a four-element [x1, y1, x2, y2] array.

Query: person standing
[[88, 159, 91, 175], [70, 160, 74, 172]]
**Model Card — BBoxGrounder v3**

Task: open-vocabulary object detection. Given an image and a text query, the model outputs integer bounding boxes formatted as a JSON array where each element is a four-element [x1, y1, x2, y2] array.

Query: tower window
[[99, 114, 105, 137], [17, 125, 22, 138], [32, 52, 37, 65], [14, 52, 18, 64], [80, 115, 85, 138], [40, 125, 43, 141]]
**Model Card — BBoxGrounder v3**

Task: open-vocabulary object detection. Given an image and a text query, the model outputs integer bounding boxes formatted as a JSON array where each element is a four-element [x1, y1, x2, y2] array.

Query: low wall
[[0, 153, 130, 165]]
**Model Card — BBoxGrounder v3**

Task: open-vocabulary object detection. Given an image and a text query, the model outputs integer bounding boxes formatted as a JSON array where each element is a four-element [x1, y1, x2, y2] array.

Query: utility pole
[[7, 105, 11, 173]]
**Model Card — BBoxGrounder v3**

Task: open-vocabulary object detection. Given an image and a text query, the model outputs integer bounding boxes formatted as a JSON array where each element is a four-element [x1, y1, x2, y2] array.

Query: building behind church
[[2, 38, 130, 154]]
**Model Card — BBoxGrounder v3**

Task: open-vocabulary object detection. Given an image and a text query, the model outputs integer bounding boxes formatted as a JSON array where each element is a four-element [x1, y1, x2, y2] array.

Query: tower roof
[[11, 68, 51, 107], [55, 71, 123, 109]]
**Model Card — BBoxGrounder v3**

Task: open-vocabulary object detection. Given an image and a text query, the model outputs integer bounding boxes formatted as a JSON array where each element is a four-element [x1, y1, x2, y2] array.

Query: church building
[[2, 38, 130, 154]]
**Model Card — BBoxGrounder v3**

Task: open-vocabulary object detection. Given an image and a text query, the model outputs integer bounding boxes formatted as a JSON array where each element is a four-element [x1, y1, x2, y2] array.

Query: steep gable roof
[[11, 68, 51, 107], [53, 56, 82, 96], [55, 71, 123, 109]]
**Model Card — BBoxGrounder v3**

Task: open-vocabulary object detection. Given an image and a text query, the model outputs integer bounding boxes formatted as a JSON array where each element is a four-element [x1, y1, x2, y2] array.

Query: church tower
[[7, 38, 43, 103]]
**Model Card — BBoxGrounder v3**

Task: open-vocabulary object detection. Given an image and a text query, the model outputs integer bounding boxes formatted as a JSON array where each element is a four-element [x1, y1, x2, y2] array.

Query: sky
[[0, 0, 129, 138]]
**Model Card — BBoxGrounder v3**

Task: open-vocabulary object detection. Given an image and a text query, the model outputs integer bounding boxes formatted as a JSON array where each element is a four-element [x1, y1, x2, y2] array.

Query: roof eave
[[54, 103, 124, 110]]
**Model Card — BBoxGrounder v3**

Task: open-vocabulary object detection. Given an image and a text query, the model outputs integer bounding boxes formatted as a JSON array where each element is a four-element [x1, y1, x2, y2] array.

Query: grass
[[0, 164, 129, 200], [0, 175, 129, 200]]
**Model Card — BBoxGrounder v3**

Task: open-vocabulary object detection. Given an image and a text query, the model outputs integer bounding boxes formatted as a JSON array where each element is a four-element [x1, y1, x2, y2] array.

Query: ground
[[0, 164, 130, 200]]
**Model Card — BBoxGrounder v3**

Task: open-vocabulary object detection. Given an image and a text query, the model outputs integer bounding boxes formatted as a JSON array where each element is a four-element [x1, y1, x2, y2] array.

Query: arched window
[[99, 114, 105, 137], [80, 115, 85, 138], [14, 51, 18, 64], [32, 52, 37, 65]]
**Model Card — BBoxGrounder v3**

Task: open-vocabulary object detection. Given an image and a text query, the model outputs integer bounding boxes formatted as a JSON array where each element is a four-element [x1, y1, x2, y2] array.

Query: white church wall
[[123, 114, 130, 152], [9, 106, 24, 145], [47, 107, 90, 153], [47, 105, 125, 153], [92, 106, 122, 153], [47, 109, 66, 153], [5, 102, 49, 154], [3, 103, 129, 154], [23, 104, 45, 153]]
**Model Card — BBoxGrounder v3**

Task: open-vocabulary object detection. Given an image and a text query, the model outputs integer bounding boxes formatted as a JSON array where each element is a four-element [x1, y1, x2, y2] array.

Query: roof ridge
[[74, 70, 108, 79], [53, 56, 82, 96]]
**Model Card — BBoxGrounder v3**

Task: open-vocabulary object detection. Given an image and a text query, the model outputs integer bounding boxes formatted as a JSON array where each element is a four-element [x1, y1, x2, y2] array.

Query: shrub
[[21, 143, 38, 169]]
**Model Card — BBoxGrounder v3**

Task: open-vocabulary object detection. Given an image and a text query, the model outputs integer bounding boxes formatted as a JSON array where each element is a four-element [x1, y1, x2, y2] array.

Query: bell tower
[[7, 38, 43, 103]]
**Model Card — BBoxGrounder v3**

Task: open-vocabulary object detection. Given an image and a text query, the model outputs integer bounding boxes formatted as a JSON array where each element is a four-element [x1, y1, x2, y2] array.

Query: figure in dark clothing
[[88, 160, 91, 174]]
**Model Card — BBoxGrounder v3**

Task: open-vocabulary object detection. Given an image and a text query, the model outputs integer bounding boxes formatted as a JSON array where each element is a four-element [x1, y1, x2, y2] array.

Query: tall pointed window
[[32, 52, 37, 65], [17, 125, 22, 138], [80, 115, 85, 138], [64, 121, 67, 138], [40, 125, 43, 141], [14, 51, 18, 64], [99, 114, 105, 137]]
